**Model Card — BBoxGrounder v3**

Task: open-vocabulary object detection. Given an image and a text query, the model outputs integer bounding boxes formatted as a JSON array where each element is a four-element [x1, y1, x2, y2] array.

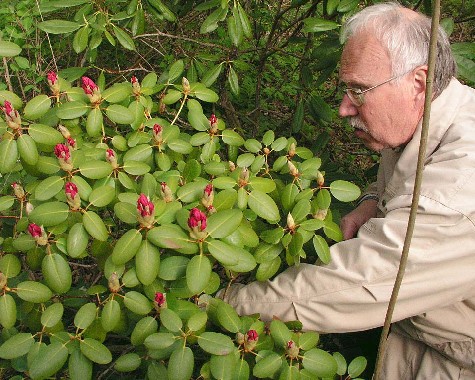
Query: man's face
[[338, 31, 422, 151]]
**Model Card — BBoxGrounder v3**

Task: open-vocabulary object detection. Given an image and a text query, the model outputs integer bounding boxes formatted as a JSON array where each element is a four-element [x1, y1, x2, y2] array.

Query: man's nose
[[338, 94, 359, 118]]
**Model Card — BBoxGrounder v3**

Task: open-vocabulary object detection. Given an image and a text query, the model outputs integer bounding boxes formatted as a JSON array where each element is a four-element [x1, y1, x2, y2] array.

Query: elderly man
[[222, 2, 475, 378]]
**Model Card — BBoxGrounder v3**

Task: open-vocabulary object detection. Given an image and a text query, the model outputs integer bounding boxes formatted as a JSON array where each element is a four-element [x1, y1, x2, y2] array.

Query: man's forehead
[[339, 32, 391, 82]]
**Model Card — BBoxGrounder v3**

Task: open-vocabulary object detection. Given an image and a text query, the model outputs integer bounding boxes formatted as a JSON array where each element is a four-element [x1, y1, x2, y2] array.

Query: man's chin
[[355, 131, 384, 151]]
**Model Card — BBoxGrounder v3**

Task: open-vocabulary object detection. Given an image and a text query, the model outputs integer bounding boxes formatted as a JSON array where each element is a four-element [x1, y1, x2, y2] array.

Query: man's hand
[[340, 199, 378, 240]]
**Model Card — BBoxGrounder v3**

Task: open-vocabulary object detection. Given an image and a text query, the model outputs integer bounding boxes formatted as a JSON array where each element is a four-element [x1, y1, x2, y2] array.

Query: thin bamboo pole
[[372, 1, 441, 378]]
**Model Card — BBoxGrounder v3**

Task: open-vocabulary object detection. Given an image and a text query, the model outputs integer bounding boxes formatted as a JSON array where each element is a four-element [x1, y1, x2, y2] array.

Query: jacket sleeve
[[222, 195, 475, 333]]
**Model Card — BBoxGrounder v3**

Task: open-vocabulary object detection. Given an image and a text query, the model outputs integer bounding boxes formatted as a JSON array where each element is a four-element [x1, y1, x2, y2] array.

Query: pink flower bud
[[209, 114, 217, 126], [65, 182, 78, 199], [47, 71, 58, 85], [28, 223, 42, 238], [154, 292, 165, 306], [201, 184, 214, 208], [54, 143, 71, 160], [153, 124, 163, 143], [81, 76, 98, 95], [106, 149, 115, 159], [3, 100, 13, 116], [286, 340, 299, 358], [188, 208, 207, 231], [246, 330, 258, 342], [137, 194, 155, 217], [204, 184, 213, 196], [131, 76, 138, 84], [67, 137, 76, 149], [2, 101, 21, 129]]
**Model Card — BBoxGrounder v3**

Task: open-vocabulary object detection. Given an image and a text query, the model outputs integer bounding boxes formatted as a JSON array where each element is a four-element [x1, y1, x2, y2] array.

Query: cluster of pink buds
[[11, 182, 25, 199], [1, 101, 21, 130], [201, 184, 214, 209], [159, 182, 174, 203], [106, 149, 118, 168], [54, 143, 73, 171], [131, 76, 141, 96], [188, 208, 207, 240], [47, 71, 60, 96], [244, 330, 259, 351], [152, 124, 163, 144], [81, 76, 101, 104], [28, 223, 48, 246], [286, 340, 299, 359], [209, 114, 218, 134], [137, 193, 155, 228], [153, 292, 167, 311], [65, 182, 81, 210]]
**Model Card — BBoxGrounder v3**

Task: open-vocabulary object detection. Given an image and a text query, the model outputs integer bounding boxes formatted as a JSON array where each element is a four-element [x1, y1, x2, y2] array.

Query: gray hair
[[341, 2, 456, 97]]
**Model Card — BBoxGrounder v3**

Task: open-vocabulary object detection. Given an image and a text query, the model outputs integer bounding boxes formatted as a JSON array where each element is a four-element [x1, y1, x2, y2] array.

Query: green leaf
[[249, 177, 276, 194], [102, 82, 132, 103], [34, 175, 64, 201], [38, 20, 82, 34], [79, 160, 113, 179], [88, 185, 115, 207], [42, 253, 72, 294], [162, 89, 183, 104], [101, 299, 121, 332], [106, 104, 135, 124], [299, 331, 319, 350], [74, 302, 97, 329], [67, 223, 89, 258], [348, 356, 367, 378], [0, 294, 17, 328], [168, 346, 194, 380], [80, 338, 112, 364], [112, 25, 136, 50], [323, 221, 343, 242], [0, 41, 22, 57], [201, 63, 223, 87], [228, 66, 239, 96], [148, 225, 198, 255], [253, 352, 282, 378], [123, 160, 151, 175], [302, 18, 339, 33], [191, 83, 219, 103], [16, 281, 53, 303], [0, 195, 15, 211], [144, 332, 176, 350], [197, 332, 234, 355], [123, 291, 152, 315], [160, 308, 183, 332], [56, 100, 89, 119], [188, 108, 209, 131], [0, 139, 18, 174], [136, 240, 160, 285], [333, 352, 348, 376], [41, 303, 64, 328], [73, 25, 89, 53], [28, 123, 64, 145], [29, 201, 69, 227], [329, 180, 360, 202], [123, 144, 153, 161], [222, 129, 245, 146], [207, 209, 243, 238], [131, 316, 158, 346], [187, 311, 208, 332], [299, 219, 324, 231], [248, 190, 280, 223], [0, 254, 21, 277], [216, 302, 241, 333], [254, 243, 283, 263], [29, 342, 69, 380], [256, 256, 281, 281], [0, 90, 22, 109], [69, 350, 93, 380], [206, 240, 239, 266], [24, 95, 51, 120], [115, 353, 141, 372], [17, 134, 39, 166], [313, 235, 331, 264], [169, 60, 185, 83], [186, 255, 211, 294], [83, 211, 109, 241], [227, 14, 242, 47], [0, 333, 34, 359], [86, 107, 103, 137], [270, 320, 292, 348], [302, 348, 338, 377], [237, 3, 252, 38], [158, 256, 189, 281], [112, 229, 142, 265]]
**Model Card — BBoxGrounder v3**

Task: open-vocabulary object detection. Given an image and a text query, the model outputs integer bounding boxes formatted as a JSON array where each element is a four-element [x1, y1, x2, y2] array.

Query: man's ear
[[413, 65, 428, 101]]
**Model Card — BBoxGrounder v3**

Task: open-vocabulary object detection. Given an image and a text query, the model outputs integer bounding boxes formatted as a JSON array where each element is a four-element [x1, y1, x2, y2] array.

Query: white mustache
[[350, 117, 369, 133]]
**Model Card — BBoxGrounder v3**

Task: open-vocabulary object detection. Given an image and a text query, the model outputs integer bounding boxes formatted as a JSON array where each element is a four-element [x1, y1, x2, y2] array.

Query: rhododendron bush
[[0, 68, 366, 379]]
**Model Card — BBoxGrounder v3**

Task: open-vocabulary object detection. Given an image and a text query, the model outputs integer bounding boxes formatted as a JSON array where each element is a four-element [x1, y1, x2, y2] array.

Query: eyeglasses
[[341, 71, 409, 107]]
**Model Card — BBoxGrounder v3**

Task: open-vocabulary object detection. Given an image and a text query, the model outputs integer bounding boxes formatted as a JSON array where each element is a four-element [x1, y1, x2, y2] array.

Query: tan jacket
[[223, 79, 475, 377]]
